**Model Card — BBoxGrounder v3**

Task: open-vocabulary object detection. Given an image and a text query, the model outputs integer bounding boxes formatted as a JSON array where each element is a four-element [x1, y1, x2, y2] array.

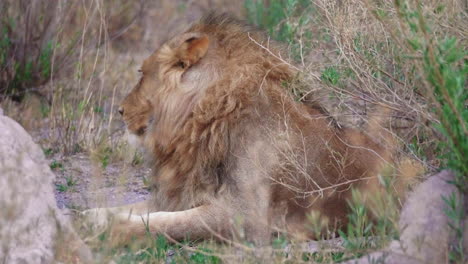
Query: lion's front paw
[[81, 208, 114, 232]]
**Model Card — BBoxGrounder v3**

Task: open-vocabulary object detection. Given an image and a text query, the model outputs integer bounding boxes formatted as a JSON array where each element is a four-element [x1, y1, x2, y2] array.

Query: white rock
[[0, 115, 91, 263], [342, 170, 463, 264]]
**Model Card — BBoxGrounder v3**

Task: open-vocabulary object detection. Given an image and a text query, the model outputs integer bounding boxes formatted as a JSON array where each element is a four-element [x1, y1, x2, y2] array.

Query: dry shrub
[[289, 0, 467, 172], [0, 0, 137, 152], [0, 1, 71, 100]]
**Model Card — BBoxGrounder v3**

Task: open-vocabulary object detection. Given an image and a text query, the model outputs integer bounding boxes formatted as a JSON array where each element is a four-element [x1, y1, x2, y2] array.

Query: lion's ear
[[178, 35, 210, 67]]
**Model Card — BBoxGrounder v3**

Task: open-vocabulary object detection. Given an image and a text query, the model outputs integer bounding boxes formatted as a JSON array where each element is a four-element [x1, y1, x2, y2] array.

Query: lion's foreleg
[[81, 200, 152, 232], [106, 199, 153, 215], [109, 204, 229, 243]]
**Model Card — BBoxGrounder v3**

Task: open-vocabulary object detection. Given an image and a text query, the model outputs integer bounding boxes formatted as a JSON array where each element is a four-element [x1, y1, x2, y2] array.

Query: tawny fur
[[85, 14, 405, 244]]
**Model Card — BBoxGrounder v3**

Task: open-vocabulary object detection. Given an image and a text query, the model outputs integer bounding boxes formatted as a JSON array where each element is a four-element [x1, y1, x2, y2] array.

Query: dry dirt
[[51, 153, 151, 210]]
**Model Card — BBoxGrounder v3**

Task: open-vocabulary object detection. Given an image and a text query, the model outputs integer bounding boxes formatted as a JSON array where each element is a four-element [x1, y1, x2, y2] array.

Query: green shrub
[[321, 66, 341, 86], [245, 0, 314, 61], [376, 1, 467, 262]]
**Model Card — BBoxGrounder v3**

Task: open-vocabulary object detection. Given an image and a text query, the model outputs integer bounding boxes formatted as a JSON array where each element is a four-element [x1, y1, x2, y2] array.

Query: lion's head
[[119, 29, 218, 144], [119, 14, 291, 145]]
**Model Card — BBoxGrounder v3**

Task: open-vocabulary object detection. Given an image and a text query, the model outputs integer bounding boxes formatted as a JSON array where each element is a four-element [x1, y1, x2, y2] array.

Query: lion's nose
[[118, 107, 124, 116]]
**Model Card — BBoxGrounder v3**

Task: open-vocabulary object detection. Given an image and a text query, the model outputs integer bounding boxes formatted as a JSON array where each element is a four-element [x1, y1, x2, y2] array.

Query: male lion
[[84, 14, 401, 245]]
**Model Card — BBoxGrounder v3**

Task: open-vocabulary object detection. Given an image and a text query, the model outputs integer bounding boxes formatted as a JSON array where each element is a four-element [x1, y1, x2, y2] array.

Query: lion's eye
[[137, 69, 143, 74], [174, 61, 186, 69], [136, 126, 147, 136]]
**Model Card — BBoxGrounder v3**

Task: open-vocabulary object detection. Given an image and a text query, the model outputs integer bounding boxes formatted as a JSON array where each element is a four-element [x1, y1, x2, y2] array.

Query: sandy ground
[[51, 153, 151, 210]]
